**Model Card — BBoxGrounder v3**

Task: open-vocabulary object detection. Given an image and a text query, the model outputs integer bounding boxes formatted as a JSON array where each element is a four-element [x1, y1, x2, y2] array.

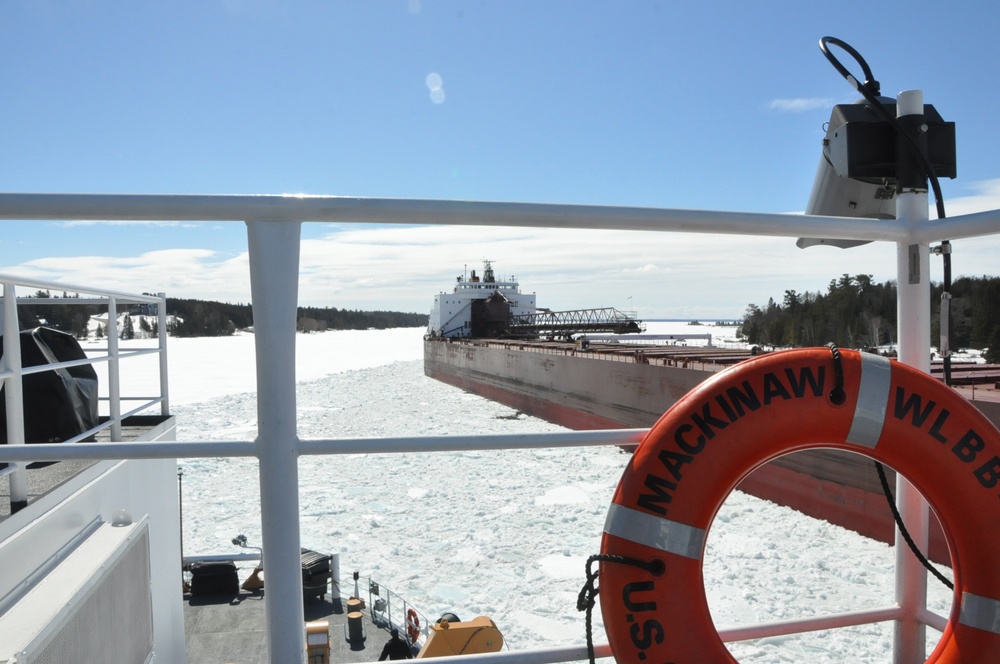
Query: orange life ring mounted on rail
[[599, 347, 1000, 663], [406, 608, 421, 643]]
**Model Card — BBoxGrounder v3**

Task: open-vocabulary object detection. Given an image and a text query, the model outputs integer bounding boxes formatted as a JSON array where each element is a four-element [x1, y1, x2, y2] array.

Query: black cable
[[456, 627, 489, 655], [819, 36, 880, 98], [826, 342, 846, 405], [874, 462, 954, 590], [825, 344, 951, 588], [942, 240, 953, 386], [577, 553, 661, 664]]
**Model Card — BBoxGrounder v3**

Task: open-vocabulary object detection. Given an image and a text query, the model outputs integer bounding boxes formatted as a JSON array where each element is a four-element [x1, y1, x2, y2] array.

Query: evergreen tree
[[121, 314, 135, 340], [71, 313, 89, 339], [985, 326, 1000, 364], [740, 275, 1000, 353]]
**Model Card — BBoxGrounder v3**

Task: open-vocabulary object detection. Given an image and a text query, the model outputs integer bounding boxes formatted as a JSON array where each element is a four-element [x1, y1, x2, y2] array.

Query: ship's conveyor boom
[[506, 307, 642, 338]]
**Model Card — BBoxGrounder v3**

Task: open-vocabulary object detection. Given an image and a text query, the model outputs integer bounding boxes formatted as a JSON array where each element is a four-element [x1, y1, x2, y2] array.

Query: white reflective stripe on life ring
[[960, 592, 1000, 635], [847, 352, 892, 449], [603, 503, 706, 561]]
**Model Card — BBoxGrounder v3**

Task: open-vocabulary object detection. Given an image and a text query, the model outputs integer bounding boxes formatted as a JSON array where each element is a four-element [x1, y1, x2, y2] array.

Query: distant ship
[[424, 262, 1000, 565]]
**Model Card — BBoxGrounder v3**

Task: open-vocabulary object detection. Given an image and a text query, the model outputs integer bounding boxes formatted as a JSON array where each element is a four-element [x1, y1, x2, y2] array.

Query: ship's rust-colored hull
[[424, 337, 964, 565], [424, 337, 711, 428]]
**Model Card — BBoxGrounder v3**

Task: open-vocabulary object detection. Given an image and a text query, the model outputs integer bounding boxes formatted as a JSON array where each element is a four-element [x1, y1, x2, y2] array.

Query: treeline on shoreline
[[168, 300, 427, 336], [14, 293, 428, 338], [739, 274, 1000, 362]]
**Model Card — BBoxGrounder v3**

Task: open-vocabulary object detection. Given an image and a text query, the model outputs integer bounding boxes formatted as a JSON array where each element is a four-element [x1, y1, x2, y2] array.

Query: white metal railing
[[363, 576, 432, 647], [0, 274, 168, 508], [0, 173, 999, 661]]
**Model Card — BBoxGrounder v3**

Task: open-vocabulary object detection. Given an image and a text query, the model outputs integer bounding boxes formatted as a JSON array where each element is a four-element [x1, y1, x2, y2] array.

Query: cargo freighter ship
[[424, 262, 1000, 565]]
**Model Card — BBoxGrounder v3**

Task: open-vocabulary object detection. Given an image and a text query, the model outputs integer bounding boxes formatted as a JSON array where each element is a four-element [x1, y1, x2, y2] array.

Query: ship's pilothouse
[[453, 260, 520, 292], [429, 260, 537, 338]]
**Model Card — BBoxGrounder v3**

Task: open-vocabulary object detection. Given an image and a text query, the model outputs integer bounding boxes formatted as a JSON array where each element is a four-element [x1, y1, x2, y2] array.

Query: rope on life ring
[[599, 347, 1000, 663], [406, 608, 421, 643]]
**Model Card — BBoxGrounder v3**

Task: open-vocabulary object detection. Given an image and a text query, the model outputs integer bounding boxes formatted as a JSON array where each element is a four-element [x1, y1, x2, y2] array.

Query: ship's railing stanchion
[[1, 280, 29, 512], [891, 89, 933, 664], [158, 291, 170, 416], [106, 295, 122, 441], [246, 218, 306, 664]]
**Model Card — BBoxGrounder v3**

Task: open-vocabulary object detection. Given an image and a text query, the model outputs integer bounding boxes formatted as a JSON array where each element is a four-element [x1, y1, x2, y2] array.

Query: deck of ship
[[184, 586, 408, 664], [466, 337, 756, 371], [453, 337, 1000, 403]]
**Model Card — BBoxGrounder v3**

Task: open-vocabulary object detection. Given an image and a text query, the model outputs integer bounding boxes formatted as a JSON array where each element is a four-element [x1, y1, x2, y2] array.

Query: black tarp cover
[[0, 327, 99, 453]]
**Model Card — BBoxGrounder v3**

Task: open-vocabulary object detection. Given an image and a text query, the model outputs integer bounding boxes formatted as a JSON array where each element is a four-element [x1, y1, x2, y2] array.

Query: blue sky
[[1, 1, 998, 318]]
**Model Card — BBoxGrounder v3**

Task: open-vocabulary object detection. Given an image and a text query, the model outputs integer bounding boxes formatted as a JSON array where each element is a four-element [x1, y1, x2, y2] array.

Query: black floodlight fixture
[[798, 37, 956, 249]]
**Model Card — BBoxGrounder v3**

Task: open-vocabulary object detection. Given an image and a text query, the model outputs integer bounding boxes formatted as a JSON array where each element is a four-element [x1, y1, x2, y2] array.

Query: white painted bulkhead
[[0, 418, 183, 663]]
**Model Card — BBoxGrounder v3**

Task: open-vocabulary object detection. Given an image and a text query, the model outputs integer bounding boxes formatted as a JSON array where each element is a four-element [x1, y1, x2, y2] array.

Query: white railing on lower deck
[[0, 189, 998, 663], [0, 274, 168, 509]]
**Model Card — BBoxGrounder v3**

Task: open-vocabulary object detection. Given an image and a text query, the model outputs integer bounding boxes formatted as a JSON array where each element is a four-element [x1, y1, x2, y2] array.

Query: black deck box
[[301, 548, 332, 599], [190, 561, 240, 597]]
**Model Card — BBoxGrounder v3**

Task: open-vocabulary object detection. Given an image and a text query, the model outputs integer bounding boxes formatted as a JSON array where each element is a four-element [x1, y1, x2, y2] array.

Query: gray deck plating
[[184, 588, 405, 663]]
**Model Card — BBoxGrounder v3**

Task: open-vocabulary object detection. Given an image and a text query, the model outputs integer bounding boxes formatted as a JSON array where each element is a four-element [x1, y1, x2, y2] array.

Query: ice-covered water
[[116, 324, 953, 662]]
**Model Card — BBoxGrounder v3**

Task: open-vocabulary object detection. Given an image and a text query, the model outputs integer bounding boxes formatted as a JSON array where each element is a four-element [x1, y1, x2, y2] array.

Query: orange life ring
[[600, 347, 1000, 662], [406, 608, 421, 642]]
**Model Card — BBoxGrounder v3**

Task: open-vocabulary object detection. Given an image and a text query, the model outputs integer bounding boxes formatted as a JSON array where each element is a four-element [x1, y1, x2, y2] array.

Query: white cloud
[[768, 97, 835, 112], [294, 225, 900, 317], [293, 184, 1000, 316], [9, 249, 252, 304], [623, 264, 663, 274], [940, 178, 1000, 217]]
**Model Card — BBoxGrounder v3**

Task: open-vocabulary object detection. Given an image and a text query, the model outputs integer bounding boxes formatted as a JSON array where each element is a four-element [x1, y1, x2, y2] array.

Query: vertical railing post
[[893, 89, 931, 664], [106, 296, 122, 440], [1, 282, 28, 512], [157, 292, 170, 416], [246, 219, 305, 663]]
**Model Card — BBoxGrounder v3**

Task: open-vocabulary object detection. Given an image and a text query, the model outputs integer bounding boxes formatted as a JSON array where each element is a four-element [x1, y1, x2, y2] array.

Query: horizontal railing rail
[[1, 192, 997, 243], [0, 272, 163, 303], [0, 430, 647, 462]]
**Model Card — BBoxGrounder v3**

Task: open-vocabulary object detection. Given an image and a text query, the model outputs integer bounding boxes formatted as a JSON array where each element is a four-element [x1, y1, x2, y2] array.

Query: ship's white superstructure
[[427, 261, 536, 338]]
